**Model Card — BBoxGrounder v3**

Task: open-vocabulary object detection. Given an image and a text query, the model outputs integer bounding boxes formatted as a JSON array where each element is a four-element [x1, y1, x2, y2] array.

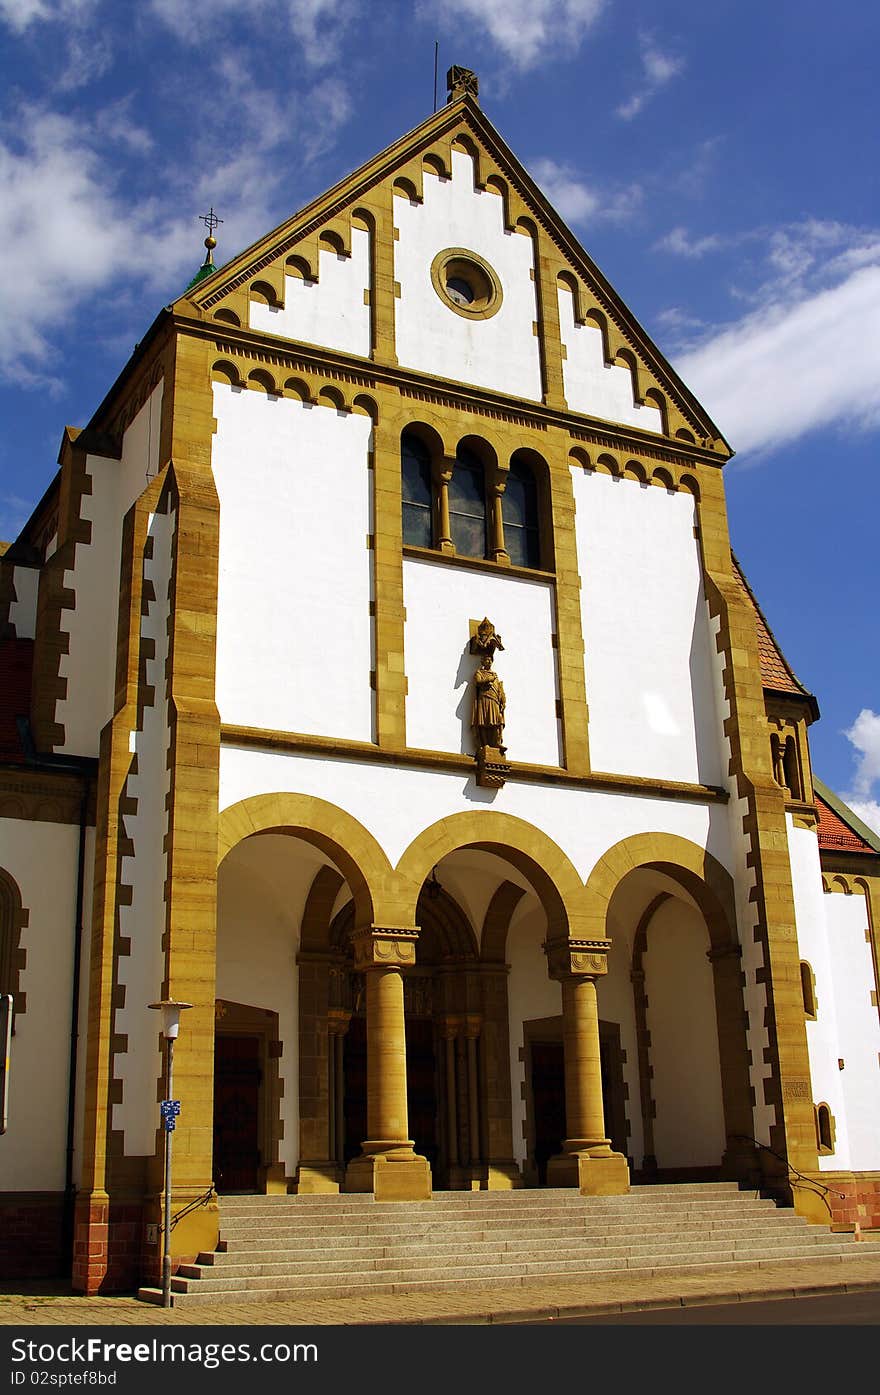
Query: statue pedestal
[[475, 745, 509, 789]]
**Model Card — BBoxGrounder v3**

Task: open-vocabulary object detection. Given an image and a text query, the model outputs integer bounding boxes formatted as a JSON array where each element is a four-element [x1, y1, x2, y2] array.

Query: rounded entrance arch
[[586, 833, 755, 1182]]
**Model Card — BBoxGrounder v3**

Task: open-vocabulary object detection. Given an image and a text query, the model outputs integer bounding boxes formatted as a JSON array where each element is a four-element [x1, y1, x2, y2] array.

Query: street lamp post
[[148, 999, 192, 1309]]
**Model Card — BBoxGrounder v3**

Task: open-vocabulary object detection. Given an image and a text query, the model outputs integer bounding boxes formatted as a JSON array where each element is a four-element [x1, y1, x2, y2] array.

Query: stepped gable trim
[[814, 777, 880, 857], [180, 94, 729, 453], [731, 553, 818, 718]]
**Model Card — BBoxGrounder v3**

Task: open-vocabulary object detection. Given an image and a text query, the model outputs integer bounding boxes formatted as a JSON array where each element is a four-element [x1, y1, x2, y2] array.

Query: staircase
[[138, 1183, 871, 1307]]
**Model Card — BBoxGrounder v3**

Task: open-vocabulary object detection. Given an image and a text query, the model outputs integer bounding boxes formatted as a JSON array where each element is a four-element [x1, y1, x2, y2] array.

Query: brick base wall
[[0, 1194, 66, 1278], [71, 1195, 146, 1294], [819, 1172, 880, 1230]]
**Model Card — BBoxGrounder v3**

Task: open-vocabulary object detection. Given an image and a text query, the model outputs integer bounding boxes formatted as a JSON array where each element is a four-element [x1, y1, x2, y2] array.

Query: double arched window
[[400, 432, 544, 569]]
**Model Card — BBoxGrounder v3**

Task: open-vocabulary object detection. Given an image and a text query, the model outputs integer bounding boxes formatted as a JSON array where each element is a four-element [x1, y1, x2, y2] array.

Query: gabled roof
[[732, 553, 817, 714], [176, 92, 731, 453], [814, 777, 880, 856]]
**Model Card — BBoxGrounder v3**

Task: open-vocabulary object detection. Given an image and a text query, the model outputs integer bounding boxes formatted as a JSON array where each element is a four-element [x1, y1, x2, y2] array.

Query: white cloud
[[847, 800, 880, 838], [0, 0, 96, 28], [655, 226, 725, 258], [842, 709, 880, 838], [530, 158, 641, 226], [617, 31, 685, 121], [424, 0, 605, 71], [0, 105, 214, 383], [150, 0, 358, 65], [674, 235, 880, 454], [844, 709, 880, 796]]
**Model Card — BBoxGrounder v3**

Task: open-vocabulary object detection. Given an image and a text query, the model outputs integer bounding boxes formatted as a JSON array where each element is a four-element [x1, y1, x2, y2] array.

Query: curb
[[392, 1274, 880, 1325]]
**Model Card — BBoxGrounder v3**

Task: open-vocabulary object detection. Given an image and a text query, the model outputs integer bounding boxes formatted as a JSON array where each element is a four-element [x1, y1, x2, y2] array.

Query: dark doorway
[[406, 1018, 438, 1168], [342, 1015, 439, 1169], [599, 1021, 628, 1159], [530, 1021, 629, 1183], [342, 1016, 367, 1164], [531, 1039, 565, 1185], [213, 1034, 261, 1193]]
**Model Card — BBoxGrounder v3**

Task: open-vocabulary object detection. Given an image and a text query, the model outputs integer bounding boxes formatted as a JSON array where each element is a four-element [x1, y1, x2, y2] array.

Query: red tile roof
[[731, 555, 812, 700], [0, 637, 32, 764], [815, 789, 878, 856]]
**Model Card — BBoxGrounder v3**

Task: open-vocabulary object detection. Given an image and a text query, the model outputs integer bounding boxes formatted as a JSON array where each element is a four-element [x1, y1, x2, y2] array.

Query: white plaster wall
[[786, 818, 851, 1168], [113, 507, 174, 1156], [642, 896, 727, 1167], [825, 889, 880, 1171], [212, 386, 374, 741], [394, 151, 542, 401], [0, 819, 80, 1191], [56, 384, 163, 757], [220, 746, 729, 887], [249, 228, 371, 358], [573, 468, 722, 785], [558, 287, 662, 433], [8, 565, 39, 638], [216, 836, 334, 1177], [403, 557, 560, 764], [506, 899, 560, 1168]]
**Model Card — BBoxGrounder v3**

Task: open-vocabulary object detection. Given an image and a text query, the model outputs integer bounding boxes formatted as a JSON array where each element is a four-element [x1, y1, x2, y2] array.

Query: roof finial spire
[[186, 208, 224, 290], [446, 65, 479, 104], [198, 207, 223, 268]]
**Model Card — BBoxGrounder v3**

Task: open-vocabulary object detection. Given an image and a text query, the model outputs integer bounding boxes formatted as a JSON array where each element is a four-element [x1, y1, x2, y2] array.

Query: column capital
[[438, 1015, 462, 1040], [327, 1008, 352, 1036], [544, 936, 611, 980], [463, 1014, 483, 1039], [350, 924, 420, 971]]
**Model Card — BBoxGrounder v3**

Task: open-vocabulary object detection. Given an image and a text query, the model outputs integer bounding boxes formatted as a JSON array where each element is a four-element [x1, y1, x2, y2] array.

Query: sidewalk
[[2, 1246, 880, 1326]]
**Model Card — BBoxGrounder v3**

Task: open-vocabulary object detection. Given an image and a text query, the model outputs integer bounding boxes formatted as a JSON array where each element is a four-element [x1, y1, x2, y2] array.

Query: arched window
[[503, 457, 540, 569], [815, 1103, 834, 1154], [401, 432, 433, 548], [783, 736, 801, 800], [448, 446, 486, 559], [800, 961, 817, 1019]]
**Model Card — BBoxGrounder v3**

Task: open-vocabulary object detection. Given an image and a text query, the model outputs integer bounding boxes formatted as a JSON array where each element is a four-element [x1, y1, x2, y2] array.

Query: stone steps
[[138, 1184, 867, 1308], [210, 1219, 808, 1260]]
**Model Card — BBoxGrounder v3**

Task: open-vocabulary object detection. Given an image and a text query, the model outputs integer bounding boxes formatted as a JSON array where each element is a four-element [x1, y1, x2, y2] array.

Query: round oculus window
[[430, 249, 502, 319]]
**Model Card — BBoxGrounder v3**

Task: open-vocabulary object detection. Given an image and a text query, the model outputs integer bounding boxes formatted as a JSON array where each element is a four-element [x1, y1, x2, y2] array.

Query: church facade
[[1, 70, 879, 1294]]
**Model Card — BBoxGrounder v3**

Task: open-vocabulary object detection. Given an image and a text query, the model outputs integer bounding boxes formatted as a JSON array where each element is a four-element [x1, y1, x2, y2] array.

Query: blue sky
[[0, 0, 877, 827]]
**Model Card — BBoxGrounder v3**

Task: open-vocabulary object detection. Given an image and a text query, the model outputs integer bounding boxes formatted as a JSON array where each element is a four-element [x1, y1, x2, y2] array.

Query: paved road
[[540, 1289, 880, 1324]]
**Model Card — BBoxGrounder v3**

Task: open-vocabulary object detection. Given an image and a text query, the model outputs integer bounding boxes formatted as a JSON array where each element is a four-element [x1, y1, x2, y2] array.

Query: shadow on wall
[[454, 641, 474, 755], [689, 588, 723, 788]]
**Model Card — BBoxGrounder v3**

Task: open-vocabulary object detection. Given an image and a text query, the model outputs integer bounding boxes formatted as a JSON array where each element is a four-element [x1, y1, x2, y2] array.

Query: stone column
[[435, 458, 455, 554], [344, 927, 432, 1200], [488, 468, 509, 565], [545, 938, 629, 1195]]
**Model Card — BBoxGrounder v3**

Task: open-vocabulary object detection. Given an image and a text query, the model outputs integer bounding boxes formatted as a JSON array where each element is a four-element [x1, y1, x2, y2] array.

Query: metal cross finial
[[199, 207, 223, 237]]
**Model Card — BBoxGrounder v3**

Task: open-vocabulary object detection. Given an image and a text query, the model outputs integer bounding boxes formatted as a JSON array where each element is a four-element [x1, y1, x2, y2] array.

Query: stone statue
[[472, 655, 506, 753]]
